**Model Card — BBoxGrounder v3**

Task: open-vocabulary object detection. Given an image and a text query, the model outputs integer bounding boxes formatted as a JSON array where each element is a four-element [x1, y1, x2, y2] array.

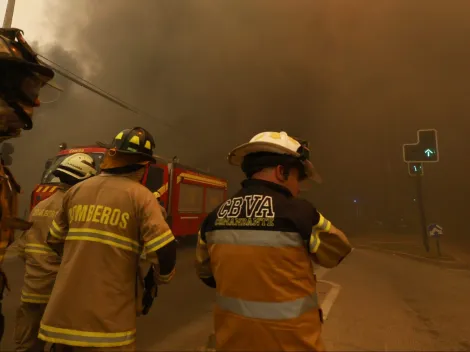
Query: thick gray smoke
[[10, 0, 470, 239]]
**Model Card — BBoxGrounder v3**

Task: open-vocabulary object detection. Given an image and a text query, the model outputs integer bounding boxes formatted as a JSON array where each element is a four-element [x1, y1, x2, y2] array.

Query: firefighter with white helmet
[[38, 127, 176, 351], [196, 131, 352, 351], [14, 153, 97, 352]]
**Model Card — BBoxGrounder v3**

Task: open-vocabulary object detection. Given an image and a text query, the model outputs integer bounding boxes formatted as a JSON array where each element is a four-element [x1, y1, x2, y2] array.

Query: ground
[[1, 234, 470, 351]]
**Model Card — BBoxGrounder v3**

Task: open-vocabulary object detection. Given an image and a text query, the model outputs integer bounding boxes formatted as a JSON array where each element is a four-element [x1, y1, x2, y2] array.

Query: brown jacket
[[38, 173, 176, 348], [16, 189, 64, 304]]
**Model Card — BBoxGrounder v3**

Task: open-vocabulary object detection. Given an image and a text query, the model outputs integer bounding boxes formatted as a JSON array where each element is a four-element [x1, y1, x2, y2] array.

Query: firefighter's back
[[201, 180, 322, 351], [41, 174, 150, 347]]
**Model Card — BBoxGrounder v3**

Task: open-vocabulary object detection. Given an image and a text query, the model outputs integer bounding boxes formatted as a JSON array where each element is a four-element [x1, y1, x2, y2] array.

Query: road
[[1, 238, 470, 351]]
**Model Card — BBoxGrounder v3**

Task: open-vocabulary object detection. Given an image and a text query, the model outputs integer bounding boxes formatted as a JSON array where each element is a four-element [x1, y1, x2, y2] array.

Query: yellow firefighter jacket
[[196, 179, 352, 351], [38, 173, 176, 348], [16, 188, 65, 304]]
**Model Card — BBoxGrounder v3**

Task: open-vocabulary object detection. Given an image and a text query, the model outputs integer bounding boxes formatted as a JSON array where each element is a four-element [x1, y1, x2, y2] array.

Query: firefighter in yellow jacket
[[38, 127, 177, 351], [14, 153, 97, 352], [196, 131, 352, 351]]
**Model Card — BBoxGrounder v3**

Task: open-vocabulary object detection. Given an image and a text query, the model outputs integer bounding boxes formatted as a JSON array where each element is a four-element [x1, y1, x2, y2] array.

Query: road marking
[[318, 280, 341, 321]]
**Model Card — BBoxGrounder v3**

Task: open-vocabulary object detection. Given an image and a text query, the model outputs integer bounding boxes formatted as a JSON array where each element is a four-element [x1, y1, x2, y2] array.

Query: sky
[[3, 0, 470, 240]]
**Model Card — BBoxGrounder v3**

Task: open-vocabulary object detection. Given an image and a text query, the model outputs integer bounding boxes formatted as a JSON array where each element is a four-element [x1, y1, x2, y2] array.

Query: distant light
[[413, 198, 416, 202], [353, 199, 357, 203]]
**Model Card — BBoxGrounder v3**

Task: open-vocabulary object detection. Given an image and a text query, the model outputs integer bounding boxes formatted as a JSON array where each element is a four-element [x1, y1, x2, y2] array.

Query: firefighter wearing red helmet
[[14, 153, 97, 352], [196, 131, 352, 351], [38, 127, 176, 351]]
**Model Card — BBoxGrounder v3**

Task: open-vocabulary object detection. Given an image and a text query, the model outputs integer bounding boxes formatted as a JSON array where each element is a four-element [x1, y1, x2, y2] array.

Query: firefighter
[[38, 127, 177, 351], [196, 131, 352, 351], [14, 153, 98, 352], [0, 27, 55, 343]]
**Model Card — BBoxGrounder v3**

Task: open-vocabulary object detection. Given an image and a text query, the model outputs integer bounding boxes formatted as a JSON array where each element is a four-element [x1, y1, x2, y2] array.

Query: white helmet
[[228, 131, 321, 183], [54, 153, 97, 181]]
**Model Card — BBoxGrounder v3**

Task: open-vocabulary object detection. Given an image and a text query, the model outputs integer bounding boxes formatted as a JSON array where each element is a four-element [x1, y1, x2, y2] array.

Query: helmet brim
[[96, 141, 156, 163], [228, 141, 322, 184], [0, 57, 55, 80], [228, 141, 300, 166]]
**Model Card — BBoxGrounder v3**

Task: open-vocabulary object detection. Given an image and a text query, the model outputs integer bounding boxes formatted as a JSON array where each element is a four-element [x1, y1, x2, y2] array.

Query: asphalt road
[[322, 247, 470, 351], [2, 237, 470, 351]]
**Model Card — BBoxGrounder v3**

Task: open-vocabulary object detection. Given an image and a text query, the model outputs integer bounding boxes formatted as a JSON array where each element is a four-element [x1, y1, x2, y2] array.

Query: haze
[[10, 0, 468, 238]]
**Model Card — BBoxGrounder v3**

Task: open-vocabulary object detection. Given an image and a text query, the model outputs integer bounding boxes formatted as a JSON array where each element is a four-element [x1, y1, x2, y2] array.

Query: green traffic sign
[[403, 129, 439, 163]]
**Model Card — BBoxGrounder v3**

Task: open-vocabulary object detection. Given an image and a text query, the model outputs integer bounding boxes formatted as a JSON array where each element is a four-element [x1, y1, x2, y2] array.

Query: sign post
[[428, 223, 443, 256], [402, 129, 439, 253]]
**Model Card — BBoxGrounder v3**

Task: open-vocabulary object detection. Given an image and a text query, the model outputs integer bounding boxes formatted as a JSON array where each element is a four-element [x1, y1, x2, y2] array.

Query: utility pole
[[415, 174, 429, 252], [403, 129, 439, 253], [3, 0, 16, 28]]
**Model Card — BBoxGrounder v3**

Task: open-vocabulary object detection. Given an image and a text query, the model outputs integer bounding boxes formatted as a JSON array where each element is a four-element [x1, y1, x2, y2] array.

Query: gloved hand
[[141, 267, 158, 315]]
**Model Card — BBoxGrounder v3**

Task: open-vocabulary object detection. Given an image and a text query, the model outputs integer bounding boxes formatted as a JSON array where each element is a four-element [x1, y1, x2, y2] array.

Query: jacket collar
[[241, 178, 293, 198]]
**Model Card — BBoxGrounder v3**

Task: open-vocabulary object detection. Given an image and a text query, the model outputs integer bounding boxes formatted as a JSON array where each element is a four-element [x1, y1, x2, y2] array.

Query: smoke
[[10, 0, 470, 237]]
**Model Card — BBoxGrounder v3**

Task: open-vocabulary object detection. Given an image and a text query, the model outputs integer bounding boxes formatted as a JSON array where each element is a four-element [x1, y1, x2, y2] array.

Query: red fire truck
[[30, 145, 228, 238]]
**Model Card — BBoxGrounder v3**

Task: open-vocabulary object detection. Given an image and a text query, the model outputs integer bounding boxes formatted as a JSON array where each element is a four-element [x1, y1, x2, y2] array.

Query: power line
[[37, 54, 174, 129], [38, 54, 131, 107]]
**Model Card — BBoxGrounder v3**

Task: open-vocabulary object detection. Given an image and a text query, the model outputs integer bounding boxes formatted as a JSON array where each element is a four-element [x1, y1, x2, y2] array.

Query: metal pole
[[3, 0, 16, 28], [416, 174, 429, 252]]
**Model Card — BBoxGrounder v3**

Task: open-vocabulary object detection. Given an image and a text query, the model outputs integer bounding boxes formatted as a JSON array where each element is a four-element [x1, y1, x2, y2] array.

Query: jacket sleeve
[[309, 211, 352, 268], [46, 196, 69, 255], [140, 191, 176, 285], [15, 230, 28, 261], [195, 217, 216, 288]]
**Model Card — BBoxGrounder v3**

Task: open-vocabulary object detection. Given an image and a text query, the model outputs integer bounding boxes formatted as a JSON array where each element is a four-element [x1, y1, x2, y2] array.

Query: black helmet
[[0, 28, 54, 80], [98, 127, 156, 161], [0, 28, 55, 134]]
